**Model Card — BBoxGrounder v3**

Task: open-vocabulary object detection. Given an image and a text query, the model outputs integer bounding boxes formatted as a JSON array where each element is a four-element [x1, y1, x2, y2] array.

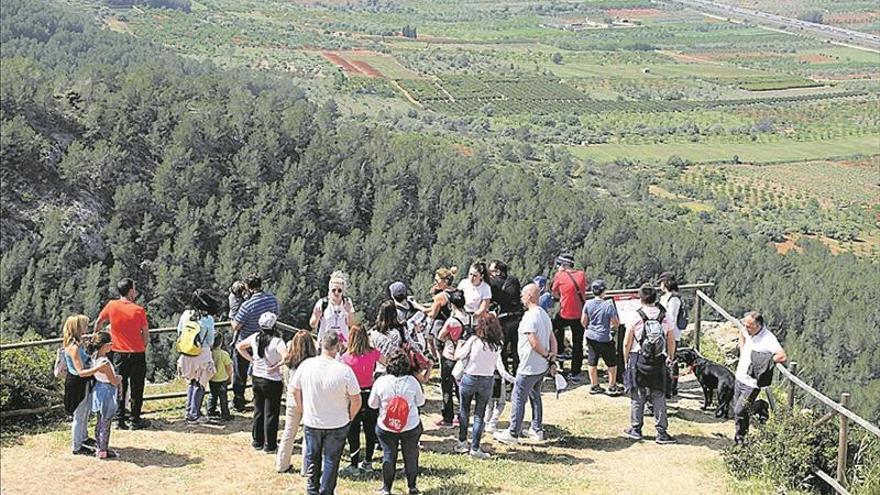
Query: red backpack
[[382, 378, 410, 433]]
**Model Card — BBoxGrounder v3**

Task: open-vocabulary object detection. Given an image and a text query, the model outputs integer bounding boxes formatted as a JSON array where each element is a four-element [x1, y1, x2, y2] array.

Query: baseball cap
[[258, 312, 278, 329], [389, 282, 408, 298], [555, 252, 575, 267], [591, 279, 607, 294]]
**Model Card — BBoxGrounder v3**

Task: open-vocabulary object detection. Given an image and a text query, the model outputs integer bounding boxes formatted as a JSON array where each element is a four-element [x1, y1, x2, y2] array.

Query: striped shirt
[[233, 291, 280, 340]]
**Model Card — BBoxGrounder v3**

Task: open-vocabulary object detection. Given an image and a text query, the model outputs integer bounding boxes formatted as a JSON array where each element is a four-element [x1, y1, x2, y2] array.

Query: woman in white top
[[457, 262, 492, 316], [369, 350, 426, 495], [453, 313, 506, 458], [310, 270, 355, 345], [276, 330, 317, 473], [237, 312, 287, 453]]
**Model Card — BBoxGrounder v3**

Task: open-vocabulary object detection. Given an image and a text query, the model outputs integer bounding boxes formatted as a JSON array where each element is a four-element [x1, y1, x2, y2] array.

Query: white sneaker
[[525, 428, 544, 441], [454, 440, 469, 453], [492, 430, 518, 445], [469, 449, 491, 459]]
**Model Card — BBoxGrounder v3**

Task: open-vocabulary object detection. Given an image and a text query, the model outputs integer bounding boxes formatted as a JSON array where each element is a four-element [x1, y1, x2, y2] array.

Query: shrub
[[723, 409, 878, 494], [0, 347, 60, 413]]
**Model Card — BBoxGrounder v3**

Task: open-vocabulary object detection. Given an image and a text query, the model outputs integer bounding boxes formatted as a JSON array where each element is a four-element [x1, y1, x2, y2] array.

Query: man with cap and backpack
[[622, 284, 677, 444], [550, 253, 588, 383]]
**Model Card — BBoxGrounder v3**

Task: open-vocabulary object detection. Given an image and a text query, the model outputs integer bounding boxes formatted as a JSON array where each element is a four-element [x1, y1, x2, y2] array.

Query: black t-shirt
[[489, 275, 523, 314]]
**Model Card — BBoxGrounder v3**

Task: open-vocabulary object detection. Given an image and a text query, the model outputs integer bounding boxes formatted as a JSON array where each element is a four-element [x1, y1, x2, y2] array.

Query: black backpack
[[670, 294, 688, 331], [637, 308, 667, 364]]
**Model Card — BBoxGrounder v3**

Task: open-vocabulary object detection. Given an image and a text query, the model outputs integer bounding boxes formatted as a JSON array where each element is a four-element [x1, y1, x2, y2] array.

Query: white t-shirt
[[624, 305, 674, 354], [456, 336, 502, 377], [457, 279, 492, 314], [735, 327, 782, 389], [660, 293, 683, 342], [93, 356, 115, 383], [243, 333, 286, 381], [517, 306, 553, 376], [316, 298, 353, 344], [369, 374, 426, 433], [292, 355, 360, 429]]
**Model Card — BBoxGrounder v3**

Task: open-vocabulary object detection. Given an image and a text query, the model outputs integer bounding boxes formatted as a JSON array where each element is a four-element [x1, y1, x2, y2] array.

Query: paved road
[[665, 0, 880, 52]]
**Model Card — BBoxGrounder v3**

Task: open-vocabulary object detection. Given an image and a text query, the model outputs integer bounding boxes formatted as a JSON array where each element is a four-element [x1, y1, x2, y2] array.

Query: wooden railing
[[0, 319, 306, 419], [694, 290, 880, 495]]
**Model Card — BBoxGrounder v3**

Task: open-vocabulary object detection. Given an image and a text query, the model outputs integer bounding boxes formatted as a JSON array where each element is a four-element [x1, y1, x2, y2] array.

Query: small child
[[485, 355, 516, 433], [88, 332, 121, 459], [207, 332, 233, 420]]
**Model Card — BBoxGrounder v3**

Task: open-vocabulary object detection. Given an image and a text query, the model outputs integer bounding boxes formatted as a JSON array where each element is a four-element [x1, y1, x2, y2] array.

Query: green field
[[569, 134, 880, 164]]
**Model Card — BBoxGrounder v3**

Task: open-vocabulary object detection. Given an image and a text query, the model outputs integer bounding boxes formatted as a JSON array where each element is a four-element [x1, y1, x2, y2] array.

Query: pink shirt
[[341, 349, 382, 389]]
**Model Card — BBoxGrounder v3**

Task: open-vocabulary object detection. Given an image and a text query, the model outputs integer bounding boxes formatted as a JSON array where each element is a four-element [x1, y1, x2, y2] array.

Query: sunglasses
[[331, 288, 343, 294]]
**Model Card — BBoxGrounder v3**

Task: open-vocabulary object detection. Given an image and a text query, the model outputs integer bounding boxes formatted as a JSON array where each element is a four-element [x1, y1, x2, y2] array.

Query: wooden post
[[837, 392, 851, 487], [694, 294, 702, 351], [788, 361, 798, 410]]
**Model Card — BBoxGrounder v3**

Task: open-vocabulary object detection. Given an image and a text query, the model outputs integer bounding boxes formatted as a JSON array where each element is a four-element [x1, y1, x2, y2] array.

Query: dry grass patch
[[1, 375, 735, 494]]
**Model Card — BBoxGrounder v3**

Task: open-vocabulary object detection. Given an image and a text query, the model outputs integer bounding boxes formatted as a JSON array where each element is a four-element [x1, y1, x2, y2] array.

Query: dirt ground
[[0, 374, 735, 494]]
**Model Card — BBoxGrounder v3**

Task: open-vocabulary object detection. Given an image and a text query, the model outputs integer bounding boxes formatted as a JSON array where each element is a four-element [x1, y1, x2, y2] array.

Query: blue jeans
[[507, 372, 545, 436], [376, 423, 422, 493], [458, 374, 493, 450], [71, 390, 91, 451], [95, 413, 113, 452], [304, 423, 350, 495], [185, 379, 205, 421]]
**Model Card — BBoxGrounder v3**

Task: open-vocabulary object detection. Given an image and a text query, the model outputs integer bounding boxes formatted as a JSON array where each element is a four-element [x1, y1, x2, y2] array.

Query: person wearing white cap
[[236, 312, 287, 453]]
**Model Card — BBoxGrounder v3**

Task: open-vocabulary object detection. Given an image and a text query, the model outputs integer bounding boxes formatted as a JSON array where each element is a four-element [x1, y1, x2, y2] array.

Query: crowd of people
[[60, 253, 786, 494]]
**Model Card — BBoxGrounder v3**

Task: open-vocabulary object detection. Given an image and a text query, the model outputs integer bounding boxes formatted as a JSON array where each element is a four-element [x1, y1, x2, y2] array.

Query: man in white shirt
[[734, 311, 787, 445], [493, 284, 557, 445], [659, 272, 684, 397], [293, 332, 361, 495]]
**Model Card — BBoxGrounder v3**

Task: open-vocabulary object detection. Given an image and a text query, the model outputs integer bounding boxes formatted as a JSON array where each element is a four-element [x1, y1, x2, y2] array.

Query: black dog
[[676, 348, 736, 419], [750, 399, 770, 424]]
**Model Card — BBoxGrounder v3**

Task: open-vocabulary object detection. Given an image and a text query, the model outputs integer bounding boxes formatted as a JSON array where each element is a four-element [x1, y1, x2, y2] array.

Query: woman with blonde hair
[[340, 325, 382, 474], [276, 330, 317, 473], [310, 270, 355, 345], [62, 314, 109, 455]]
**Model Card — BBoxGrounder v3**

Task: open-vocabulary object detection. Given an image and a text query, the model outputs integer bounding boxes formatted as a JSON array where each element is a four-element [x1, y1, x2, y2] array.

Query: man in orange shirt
[[94, 278, 151, 430]]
